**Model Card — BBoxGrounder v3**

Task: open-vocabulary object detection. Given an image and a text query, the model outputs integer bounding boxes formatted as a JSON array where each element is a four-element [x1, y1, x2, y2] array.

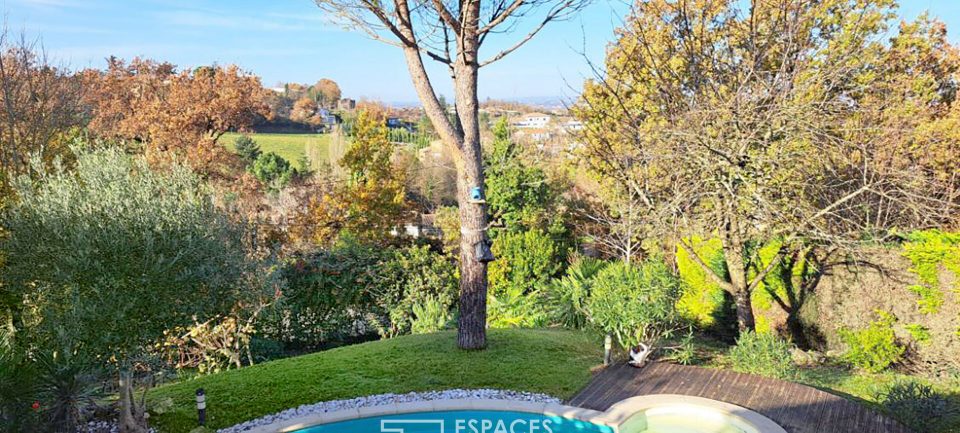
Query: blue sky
[[6, 0, 960, 103]]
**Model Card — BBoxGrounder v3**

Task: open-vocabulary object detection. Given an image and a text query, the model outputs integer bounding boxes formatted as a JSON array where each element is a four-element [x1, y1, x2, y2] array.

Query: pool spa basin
[[251, 394, 788, 433]]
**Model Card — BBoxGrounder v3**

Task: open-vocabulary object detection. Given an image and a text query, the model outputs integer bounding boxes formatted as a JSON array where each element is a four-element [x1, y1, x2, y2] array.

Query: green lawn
[[220, 132, 333, 168], [149, 329, 601, 432]]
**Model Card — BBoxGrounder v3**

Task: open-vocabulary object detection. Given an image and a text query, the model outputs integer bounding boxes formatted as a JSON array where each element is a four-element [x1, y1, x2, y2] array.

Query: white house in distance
[[514, 112, 552, 129], [562, 118, 584, 132]]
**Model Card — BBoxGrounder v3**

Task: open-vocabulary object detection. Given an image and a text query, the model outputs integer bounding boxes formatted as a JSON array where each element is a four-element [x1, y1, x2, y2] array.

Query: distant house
[[514, 128, 552, 142], [386, 117, 415, 132], [395, 213, 441, 239], [562, 118, 584, 132], [514, 112, 552, 129], [338, 98, 357, 110], [316, 109, 339, 132]]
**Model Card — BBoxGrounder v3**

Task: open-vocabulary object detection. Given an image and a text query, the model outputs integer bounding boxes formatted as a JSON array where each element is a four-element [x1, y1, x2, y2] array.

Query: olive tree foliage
[[0, 146, 251, 433], [575, 0, 958, 333], [313, 0, 590, 349]]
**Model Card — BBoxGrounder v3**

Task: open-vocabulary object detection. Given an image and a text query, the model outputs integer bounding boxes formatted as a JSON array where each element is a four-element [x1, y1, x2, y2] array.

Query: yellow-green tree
[[295, 111, 410, 245], [576, 0, 956, 333]]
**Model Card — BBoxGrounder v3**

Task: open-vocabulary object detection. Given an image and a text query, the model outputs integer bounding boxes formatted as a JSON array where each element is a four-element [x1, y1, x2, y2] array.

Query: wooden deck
[[567, 362, 911, 433]]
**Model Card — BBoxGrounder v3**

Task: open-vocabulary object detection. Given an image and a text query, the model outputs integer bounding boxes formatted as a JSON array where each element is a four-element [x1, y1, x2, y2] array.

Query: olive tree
[[313, 0, 590, 349], [1, 146, 250, 433]]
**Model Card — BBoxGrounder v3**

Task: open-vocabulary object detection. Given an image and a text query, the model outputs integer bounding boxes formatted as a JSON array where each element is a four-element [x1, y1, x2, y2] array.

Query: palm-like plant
[[545, 256, 608, 329], [35, 348, 103, 432]]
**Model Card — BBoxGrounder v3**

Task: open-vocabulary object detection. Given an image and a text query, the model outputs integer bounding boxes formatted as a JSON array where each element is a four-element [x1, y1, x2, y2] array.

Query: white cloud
[[152, 7, 341, 33]]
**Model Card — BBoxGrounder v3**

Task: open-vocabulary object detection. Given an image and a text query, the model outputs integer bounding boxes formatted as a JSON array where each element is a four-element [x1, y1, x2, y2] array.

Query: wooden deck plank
[[564, 362, 910, 433]]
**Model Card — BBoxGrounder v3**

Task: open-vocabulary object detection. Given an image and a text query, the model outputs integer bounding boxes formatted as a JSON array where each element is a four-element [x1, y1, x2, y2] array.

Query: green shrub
[[664, 333, 697, 365], [839, 311, 904, 373], [250, 151, 296, 190], [0, 347, 41, 432], [248, 337, 286, 363], [586, 259, 683, 350], [1, 147, 253, 431], [487, 284, 548, 328], [543, 256, 608, 329], [902, 230, 960, 315], [265, 242, 458, 347], [676, 237, 816, 337], [727, 331, 797, 379], [33, 349, 101, 432], [234, 135, 261, 164], [905, 323, 931, 344], [410, 295, 453, 334], [264, 239, 391, 348], [676, 237, 728, 329], [878, 380, 957, 433], [380, 245, 459, 337], [1, 147, 250, 360], [484, 118, 561, 232], [487, 230, 565, 328]]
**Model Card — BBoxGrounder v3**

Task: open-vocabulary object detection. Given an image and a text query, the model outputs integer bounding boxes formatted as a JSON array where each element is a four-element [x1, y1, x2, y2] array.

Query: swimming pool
[[252, 395, 786, 433], [292, 410, 613, 433]]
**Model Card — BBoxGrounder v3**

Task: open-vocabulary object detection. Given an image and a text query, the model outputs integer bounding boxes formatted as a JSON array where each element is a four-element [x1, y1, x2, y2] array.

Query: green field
[[221, 132, 334, 168]]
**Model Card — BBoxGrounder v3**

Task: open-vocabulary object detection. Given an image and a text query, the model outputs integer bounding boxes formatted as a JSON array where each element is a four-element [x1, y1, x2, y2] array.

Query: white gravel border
[[220, 389, 562, 433]]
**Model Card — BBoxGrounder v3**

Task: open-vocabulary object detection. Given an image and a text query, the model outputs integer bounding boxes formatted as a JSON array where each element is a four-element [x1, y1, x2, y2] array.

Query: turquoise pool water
[[292, 410, 615, 433]]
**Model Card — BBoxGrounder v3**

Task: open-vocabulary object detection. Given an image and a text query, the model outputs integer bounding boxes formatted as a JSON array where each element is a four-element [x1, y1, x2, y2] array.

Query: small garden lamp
[[196, 388, 207, 426]]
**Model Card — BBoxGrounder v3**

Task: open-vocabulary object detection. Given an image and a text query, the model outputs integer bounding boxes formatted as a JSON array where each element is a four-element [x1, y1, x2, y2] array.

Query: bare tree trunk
[[117, 370, 148, 433], [722, 221, 756, 332], [390, 0, 494, 349], [452, 5, 489, 350], [732, 288, 756, 332]]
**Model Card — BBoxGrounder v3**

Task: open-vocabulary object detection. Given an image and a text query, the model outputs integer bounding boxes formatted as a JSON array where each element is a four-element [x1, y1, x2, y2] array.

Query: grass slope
[[149, 329, 601, 433], [221, 132, 332, 168]]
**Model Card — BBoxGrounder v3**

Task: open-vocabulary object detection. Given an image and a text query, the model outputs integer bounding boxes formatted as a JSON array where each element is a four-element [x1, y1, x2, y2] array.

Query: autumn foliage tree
[[83, 58, 271, 173], [293, 110, 410, 245], [291, 97, 320, 124], [852, 14, 960, 201], [311, 78, 342, 108], [576, 0, 958, 332], [0, 26, 84, 186]]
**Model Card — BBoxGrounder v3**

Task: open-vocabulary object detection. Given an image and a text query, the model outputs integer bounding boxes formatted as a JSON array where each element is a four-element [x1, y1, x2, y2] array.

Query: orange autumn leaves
[[82, 57, 271, 176]]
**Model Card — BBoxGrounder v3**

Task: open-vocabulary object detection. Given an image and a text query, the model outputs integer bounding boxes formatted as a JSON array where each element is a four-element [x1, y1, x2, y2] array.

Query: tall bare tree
[[313, 0, 589, 348]]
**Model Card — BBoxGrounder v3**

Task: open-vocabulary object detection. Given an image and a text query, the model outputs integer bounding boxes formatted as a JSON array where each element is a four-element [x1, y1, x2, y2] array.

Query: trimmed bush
[[586, 259, 683, 350], [727, 331, 797, 379]]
